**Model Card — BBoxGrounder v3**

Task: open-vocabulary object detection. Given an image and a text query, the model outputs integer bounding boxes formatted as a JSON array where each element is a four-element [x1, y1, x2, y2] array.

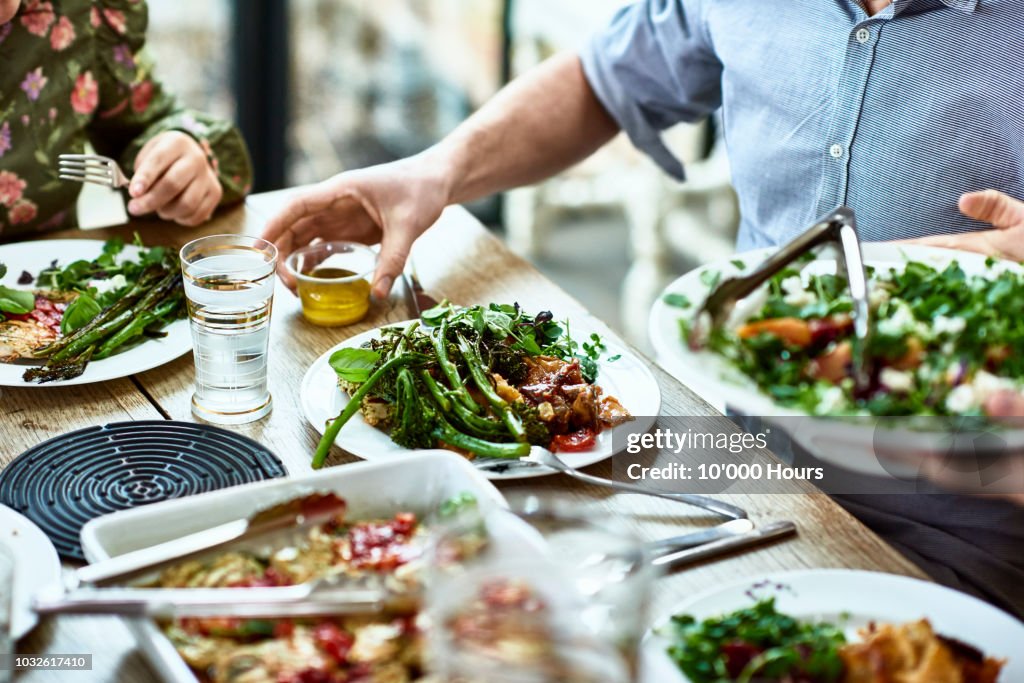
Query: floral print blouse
[[0, 0, 253, 238]]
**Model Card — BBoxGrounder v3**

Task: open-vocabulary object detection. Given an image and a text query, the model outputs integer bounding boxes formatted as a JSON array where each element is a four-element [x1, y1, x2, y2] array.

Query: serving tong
[[690, 206, 873, 393]]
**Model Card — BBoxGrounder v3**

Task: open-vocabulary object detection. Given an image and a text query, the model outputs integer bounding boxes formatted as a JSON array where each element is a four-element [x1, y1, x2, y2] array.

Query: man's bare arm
[[433, 52, 620, 204], [262, 52, 620, 297]]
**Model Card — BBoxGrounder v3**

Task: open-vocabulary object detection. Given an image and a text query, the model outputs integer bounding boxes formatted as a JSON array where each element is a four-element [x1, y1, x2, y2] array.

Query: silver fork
[[58, 153, 131, 189], [474, 447, 749, 520]]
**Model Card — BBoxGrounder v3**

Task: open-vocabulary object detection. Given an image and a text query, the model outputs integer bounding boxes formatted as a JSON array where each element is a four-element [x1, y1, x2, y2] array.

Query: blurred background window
[[144, 0, 739, 348]]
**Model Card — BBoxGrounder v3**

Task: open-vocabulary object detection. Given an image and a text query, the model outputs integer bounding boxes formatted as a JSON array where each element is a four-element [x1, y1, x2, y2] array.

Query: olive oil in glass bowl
[[285, 242, 377, 326]]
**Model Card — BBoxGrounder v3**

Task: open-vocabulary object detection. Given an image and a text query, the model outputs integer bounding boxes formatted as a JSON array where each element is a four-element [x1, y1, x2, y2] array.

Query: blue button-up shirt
[[581, 0, 1024, 250]]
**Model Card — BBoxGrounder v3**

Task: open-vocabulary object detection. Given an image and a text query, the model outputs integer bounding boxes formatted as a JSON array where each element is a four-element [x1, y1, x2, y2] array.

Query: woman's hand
[[127, 131, 222, 226], [261, 154, 451, 298], [905, 189, 1024, 259]]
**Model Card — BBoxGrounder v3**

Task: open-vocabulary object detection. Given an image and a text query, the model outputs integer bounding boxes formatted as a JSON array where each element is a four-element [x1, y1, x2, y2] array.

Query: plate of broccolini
[[301, 301, 660, 479], [0, 238, 189, 386]]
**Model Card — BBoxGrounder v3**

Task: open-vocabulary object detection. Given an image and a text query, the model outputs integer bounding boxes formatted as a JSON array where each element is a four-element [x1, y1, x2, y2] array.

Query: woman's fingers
[[129, 134, 179, 200]]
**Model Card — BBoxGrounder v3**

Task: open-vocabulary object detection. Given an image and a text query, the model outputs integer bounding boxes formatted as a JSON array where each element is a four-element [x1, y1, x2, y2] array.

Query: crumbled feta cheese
[[88, 274, 127, 295], [972, 370, 1015, 402], [880, 367, 915, 393], [781, 276, 816, 307], [868, 285, 890, 308], [946, 384, 977, 413], [726, 286, 770, 330], [816, 386, 846, 414], [933, 315, 966, 336], [878, 302, 916, 336]]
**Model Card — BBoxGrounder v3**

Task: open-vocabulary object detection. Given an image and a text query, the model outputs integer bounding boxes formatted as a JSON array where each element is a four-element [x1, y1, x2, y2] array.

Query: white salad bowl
[[649, 243, 1024, 475]]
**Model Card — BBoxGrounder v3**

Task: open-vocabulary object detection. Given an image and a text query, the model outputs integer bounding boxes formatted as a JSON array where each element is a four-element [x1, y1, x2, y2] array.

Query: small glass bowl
[[285, 241, 378, 327]]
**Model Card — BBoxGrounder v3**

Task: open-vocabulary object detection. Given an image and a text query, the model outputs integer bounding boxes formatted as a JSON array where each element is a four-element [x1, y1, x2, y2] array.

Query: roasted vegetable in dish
[[661, 598, 1004, 683], [681, 258, 1024, 417], [0, 237, 186, 382], [314, 302, 631, 468], [155, 493, 476, 683]]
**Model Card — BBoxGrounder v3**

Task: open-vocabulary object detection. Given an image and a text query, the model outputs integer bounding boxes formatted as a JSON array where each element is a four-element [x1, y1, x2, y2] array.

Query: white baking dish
[[79, 450, 506, 683]]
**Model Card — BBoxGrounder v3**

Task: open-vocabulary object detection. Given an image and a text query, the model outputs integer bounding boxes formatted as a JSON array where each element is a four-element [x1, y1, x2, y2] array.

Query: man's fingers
[[372, 228, 412, 300], [261, 186, 337, 244], [130, 135, 179, 198], [129, 158, 195, 215], [901, 232, 981, 251], [958, 189, 1024, 230]]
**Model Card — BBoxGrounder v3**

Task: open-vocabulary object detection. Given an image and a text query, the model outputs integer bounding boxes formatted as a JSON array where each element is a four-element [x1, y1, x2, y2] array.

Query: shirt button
[[829, 144, 844, 158], [855, 28, 871, 43]]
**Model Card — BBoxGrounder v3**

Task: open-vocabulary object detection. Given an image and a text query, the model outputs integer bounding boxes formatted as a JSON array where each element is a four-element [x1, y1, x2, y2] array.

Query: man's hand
[[261, 155, 450, 299], [906, 189, 1024, 259], [127, 131, 222, 226]]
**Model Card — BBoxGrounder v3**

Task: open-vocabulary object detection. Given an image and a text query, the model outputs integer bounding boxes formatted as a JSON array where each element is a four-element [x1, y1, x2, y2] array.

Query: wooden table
[[2, 192, 924, 681]]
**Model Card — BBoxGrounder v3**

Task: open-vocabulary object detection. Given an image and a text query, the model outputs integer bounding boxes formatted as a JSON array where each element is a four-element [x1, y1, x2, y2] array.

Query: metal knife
[[646, 519, 754, 553], [402, 261, 438, 318], [652, 520, 797, 571]]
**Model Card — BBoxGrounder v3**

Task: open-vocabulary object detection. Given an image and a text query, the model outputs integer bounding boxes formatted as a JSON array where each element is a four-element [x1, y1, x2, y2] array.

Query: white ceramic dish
[[0, 239, 191, 387], [301, 318, 661, 480], [649, 243, 1024, 473], [79, 451, 506, 683], [0, 504, 62, 639], [641, 569, 1024, 682]]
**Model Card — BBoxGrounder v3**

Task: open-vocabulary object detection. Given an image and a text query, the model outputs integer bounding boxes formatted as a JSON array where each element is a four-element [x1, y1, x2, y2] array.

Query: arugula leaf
[[730, 258, 746, 270], [0, 286, 34, 315], [0, 263, 6, 279], [60, 294, 101, 335], [420, 301, 453, 327], [329, 347, 381, 383]]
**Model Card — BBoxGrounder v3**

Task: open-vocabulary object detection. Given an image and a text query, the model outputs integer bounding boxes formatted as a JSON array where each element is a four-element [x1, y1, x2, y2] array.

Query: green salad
[[676, 257, 1024, 417], [662, 598, 847, 683]]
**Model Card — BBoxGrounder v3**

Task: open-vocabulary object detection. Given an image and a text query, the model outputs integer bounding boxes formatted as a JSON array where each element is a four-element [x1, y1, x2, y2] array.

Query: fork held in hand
[[58, 153, 131, 189]]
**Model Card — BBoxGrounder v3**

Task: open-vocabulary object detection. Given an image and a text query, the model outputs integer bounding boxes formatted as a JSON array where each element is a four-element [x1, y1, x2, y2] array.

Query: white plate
[[648, 243, 1024, 470], [0, 239, 191, 387], [642, 569, 1024, 682], [80, 450, 507, 683], [0, 504, 62, 639], [300, 319, 661, 480]]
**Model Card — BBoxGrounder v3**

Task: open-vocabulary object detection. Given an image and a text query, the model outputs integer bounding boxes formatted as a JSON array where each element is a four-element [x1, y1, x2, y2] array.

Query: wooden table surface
[[1, 192, 924, 681]]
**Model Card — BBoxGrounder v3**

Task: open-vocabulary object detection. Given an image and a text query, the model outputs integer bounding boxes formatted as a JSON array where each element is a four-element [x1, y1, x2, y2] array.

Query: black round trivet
[[0, 421, 286, 561]]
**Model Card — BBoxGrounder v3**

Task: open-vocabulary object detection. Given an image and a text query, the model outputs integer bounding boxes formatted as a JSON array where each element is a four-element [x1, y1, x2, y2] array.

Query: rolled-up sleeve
[[580, 0, 722, 179]]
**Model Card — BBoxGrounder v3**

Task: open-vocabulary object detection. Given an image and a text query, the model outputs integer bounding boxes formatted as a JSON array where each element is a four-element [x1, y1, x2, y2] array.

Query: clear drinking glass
[[180, 234, 277, 425], [425, 496, 655, 683]]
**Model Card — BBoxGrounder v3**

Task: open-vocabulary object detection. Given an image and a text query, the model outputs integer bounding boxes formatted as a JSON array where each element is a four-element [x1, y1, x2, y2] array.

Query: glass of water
[[425, 496, 655, 683], [180, 234, 277, 425]]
